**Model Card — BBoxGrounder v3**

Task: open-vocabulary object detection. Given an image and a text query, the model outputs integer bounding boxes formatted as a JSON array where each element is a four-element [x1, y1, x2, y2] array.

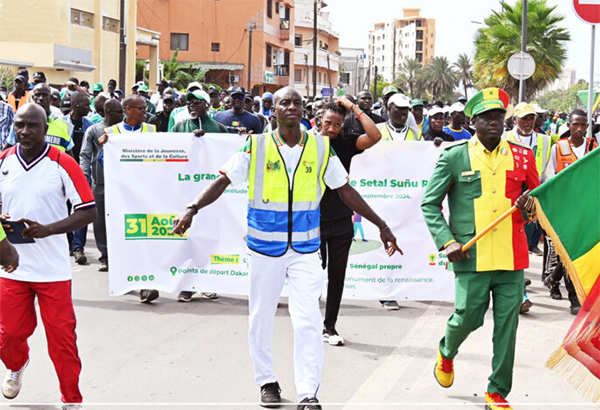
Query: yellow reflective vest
[[247, 131, 330, 256]]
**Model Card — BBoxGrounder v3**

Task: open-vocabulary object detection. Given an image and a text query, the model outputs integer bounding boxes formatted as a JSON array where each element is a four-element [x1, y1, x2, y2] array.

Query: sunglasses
[[129, 105, 147, 111], [231, 94, 245, 100]]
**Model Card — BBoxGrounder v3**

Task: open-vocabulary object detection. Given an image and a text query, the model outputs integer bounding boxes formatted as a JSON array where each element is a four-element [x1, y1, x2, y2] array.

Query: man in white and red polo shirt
[[0, 103, 96, 410]]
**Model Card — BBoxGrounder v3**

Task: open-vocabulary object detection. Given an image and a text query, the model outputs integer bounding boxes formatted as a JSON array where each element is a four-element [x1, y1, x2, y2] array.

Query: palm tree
[[454, 53, 473, 98], [395, 58, 423, 98], [473, 0, 570, 102], [422, 56, 458, 100], [162, 49, 208, 90]]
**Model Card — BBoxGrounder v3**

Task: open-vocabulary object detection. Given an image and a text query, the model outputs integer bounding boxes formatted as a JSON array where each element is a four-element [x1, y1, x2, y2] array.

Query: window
[[416, 53, 423, 63], [102, 16, 119, 33], [211, 43, 220, 52], [275, 2, 279, 13], [294, 34, 302, 47], [416, 30, 423, 40], [266, 45, 272, 67], [170, 33, 189, 51], [340, 72, 350, 84], [267, 0, 272, 18], [416, 19, 422, 27], [383, 34, 385, 39], [285, 6, 290, 20], [416, 42, 423, 51], [294, 68, 302, 82], [71, 8, 94, 28], [382, 45, 385, 50]]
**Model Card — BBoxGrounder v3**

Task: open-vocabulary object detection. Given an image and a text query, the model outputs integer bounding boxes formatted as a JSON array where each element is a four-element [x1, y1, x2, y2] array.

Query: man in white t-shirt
[[170, 87, 402, 410], [0, 103, 97, 409]]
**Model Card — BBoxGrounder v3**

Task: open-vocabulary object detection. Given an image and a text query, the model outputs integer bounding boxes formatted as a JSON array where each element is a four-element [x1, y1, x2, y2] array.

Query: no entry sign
[[573, 0, 600, 24]]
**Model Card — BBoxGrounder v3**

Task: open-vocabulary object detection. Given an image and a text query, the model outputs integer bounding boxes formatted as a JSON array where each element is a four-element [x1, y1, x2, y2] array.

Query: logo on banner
[[124, 214, 186, 240], [429, 254, 437, 265], [127, 274, 155, 282]]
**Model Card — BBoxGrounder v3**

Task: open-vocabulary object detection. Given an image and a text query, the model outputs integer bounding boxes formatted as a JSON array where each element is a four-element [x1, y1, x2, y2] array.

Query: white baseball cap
[[388, 93, 411, 108], [449, 102, 465, 115], [428, 106, 445, 117]]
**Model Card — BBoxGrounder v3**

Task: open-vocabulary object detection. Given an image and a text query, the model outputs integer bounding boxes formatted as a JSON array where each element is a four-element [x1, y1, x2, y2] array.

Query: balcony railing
[[280, 18, 290, 40]]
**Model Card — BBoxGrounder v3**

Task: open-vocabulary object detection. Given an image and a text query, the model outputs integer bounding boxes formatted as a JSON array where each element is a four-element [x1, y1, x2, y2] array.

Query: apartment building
[[0, 0, 139, 91], [366, 8, 435, 83], [293, 0, 339, 99], [137, 0, 295, 95]]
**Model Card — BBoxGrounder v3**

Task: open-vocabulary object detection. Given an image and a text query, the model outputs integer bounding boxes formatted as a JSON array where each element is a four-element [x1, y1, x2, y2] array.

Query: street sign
[[507, 51, 536, 81], [264, 71, 274, 84], [321, 87, 333, 97], [573, 0, 600, 25]]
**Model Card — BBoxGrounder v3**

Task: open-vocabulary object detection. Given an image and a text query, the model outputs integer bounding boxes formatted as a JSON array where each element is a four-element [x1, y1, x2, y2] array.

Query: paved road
[[2, 240, 596, 409]]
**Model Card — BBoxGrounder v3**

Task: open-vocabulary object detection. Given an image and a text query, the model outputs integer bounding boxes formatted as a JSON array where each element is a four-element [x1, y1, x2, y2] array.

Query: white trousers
[[248, 250, 324, 401]]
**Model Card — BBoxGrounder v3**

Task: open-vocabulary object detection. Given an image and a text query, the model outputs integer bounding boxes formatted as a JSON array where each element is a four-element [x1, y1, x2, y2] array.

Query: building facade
[[137, 0, 295, 95], [366, 8, 435, 83], [293, 0, 339, 99], [0, 0, 140, 93], [338, 47, 366, 98]]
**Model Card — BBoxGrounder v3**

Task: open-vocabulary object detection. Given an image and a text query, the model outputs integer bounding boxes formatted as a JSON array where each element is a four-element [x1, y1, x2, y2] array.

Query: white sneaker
[[62, 404, 85, 410], [323, 328, 344, 346], [2, 359, 29, 399]]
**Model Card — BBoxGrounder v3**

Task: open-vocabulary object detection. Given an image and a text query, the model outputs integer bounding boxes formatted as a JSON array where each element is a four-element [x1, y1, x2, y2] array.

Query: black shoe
[[140, 289, 159, 303], [297, 397, 321, 410], [260, 381, 281, 408], [73, 249, 87, 265], [525, 278, 532, 287], [570, 305, 581, 315], [323, 327, 344, 346], [529, 245, 543, 256], [550, 286, 562, 300]]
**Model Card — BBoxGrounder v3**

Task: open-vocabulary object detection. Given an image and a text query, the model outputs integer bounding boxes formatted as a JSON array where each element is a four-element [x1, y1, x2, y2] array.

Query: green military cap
[[464, 87, 510, 117], [410, 98, 424, 107], [92, 83, 103, 92]]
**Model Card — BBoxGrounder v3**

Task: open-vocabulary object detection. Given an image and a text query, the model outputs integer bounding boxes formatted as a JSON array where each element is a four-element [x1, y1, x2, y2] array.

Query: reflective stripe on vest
[[247, 131, 330, 256], [379, 123, 418, 141], [556, 138, 597, 173], [106, 123, 157, 134], [46, 117, 72, 152]]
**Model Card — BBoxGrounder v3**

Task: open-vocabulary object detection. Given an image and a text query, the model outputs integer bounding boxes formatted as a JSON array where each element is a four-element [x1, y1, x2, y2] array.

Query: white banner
[[104, 133, 453, 300]]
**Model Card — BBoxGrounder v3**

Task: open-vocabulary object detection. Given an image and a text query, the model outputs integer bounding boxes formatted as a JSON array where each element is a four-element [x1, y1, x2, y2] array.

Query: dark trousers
[[319, 217, 354, 330], [92, 184, 107, 262]]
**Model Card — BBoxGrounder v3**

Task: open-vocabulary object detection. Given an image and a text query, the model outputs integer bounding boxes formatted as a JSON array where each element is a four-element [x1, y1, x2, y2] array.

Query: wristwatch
[[186, 203, 199, 215]]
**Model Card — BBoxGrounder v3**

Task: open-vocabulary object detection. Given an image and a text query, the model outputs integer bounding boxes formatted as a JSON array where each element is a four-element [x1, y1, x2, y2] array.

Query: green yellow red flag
[[529, 148, 600, 401]]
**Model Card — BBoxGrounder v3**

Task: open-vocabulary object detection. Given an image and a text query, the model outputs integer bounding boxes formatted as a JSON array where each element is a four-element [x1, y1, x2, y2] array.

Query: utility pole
[[304, 54, 310, 99], [119, 0, 126, 91], [247, 22, 256, 92], [327, 53, 332, 100], [373, 66, 378, 102], [313, 0, 318, 100], [518, 0, 528, 103]]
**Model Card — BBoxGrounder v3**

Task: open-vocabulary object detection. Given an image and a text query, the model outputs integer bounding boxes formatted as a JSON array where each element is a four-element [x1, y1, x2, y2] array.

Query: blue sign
[[321, 87, 333, 97]]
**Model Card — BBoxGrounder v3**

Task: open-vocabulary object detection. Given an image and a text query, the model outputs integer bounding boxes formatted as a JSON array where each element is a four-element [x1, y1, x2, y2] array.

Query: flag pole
[[461, 205, 519, 252]]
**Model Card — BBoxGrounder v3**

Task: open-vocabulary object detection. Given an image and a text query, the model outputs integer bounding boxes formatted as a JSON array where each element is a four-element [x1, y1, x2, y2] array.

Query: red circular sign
[[573, 0, 600, 24]]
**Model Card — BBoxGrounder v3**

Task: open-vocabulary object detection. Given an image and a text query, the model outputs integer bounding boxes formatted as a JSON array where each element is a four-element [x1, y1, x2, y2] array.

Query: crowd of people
[[0, 67, 599, 410]]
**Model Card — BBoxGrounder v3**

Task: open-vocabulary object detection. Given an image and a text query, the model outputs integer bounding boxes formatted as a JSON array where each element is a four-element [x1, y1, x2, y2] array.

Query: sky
[[325, 0, 600, 85]]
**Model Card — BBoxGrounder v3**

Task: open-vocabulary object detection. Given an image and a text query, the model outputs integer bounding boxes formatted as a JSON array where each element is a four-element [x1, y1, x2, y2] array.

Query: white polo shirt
[[0, 144, 96, 282]]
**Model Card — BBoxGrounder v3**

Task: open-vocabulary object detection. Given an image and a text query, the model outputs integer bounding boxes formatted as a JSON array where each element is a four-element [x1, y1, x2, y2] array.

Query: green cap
[[382, 85, 399, 97], [138, 84, 149, 92], [410, 98, 424, 107], [92, 83, 103, 92], [464, 88, 510, 117]]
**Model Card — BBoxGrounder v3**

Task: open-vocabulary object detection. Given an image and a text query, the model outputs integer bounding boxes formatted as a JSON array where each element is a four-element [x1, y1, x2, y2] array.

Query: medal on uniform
[[523, 164, 528, 170]]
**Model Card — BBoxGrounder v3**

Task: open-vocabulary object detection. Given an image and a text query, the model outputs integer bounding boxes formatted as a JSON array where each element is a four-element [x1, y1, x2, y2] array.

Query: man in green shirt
[[172, 90, 228, 135]]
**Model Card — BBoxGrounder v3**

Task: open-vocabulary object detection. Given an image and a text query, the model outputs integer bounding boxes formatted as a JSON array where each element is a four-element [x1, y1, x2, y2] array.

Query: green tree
[[473, 0, 570, 102], [162, 49, 209, 91], [422, 56, 458, 101], [537, 80, 588, 113], [454, 53, 473, 98], [370, 75, 390, 101], [395, 58, 423, 99]]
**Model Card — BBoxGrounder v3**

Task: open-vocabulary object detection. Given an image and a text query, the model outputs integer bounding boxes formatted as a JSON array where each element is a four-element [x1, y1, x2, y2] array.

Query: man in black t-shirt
[[319, 97, 402, 346]]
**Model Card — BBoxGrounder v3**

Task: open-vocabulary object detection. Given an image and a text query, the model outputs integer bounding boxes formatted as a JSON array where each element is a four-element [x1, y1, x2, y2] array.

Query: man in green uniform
[[421, 88, 540, 410]]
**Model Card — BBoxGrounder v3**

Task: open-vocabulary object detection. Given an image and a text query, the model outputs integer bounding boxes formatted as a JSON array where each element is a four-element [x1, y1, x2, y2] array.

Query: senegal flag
[[530, 148, 600, 402]]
